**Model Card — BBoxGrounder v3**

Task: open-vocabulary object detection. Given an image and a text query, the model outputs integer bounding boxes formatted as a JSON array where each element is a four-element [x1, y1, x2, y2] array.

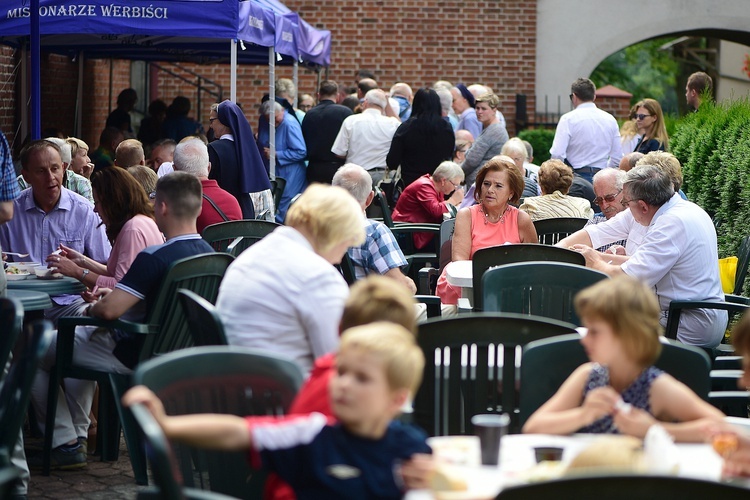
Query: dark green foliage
[[518, 128, 555, 165], [671, 98, 750, 267]]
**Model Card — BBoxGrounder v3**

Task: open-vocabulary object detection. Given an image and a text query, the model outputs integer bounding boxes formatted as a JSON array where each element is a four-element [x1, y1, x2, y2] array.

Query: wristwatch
[[81, 268, 90, 281]]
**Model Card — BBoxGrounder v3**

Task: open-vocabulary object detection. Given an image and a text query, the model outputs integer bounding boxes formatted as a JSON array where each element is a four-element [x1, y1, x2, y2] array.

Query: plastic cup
[[471, 413, 510, 466]]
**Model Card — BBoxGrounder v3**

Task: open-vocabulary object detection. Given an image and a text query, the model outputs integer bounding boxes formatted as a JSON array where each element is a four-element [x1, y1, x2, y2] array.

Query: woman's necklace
[[483, 205, 509, 225]]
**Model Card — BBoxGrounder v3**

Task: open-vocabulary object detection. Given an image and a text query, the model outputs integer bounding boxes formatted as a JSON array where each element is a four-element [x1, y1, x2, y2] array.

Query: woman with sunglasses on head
[[633, 99, 669, 154]]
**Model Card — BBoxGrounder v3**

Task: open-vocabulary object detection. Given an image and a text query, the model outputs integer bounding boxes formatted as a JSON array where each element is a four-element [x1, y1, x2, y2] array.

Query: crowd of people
[[5, 67, 750, 499]]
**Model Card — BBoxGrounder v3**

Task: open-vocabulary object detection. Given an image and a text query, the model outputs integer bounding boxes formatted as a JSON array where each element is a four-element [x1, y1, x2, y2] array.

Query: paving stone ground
[[26, 435, 144, 499]]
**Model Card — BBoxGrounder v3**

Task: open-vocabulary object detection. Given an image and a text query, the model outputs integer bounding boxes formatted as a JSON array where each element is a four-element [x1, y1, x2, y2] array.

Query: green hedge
[[518, 128, 555, 165], [671, 98, 750, 259]]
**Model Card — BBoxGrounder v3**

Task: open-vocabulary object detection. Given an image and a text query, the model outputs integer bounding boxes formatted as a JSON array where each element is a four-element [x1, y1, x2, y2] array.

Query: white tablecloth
[[406, 433, 728, 500]]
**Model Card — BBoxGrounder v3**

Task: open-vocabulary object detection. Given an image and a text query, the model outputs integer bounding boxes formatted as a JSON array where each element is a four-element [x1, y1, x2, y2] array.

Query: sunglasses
[[634, 114, 652, 120], [593, 189, 622, 206]]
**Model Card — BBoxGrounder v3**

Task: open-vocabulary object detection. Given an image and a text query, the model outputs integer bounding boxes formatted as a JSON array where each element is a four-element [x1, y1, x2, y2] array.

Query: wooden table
[[7, 276, 86, 295]]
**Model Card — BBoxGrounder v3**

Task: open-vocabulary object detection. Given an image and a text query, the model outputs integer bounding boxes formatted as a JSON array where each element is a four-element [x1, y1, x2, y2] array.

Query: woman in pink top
[[436, 156, 537, 304], [54, 167, 164, 291]]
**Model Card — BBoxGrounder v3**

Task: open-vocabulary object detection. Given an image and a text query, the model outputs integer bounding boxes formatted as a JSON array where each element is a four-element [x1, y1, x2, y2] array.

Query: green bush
[[518, 128, 555, 165], [671, 98, 750, 262]]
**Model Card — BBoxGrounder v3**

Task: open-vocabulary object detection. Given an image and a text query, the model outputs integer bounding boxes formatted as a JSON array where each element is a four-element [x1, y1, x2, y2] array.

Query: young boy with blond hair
[[123, 322, 431, 499]]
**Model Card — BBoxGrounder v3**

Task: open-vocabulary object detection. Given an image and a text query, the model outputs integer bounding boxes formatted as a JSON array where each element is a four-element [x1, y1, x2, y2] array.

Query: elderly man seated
[[0, 139, 110, 323], [172, 138, 241, 233], [18, 137, 93, 203], [586, 168, 628, 252], [332, 163, 416, 293], [562, 158, 726, 349]]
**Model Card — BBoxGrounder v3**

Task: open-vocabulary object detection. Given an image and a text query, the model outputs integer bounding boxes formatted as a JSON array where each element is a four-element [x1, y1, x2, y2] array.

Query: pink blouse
[[95, 214, 164, 289]]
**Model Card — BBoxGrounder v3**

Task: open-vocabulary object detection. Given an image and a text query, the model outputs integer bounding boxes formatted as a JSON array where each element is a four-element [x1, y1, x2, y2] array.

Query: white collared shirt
[[550, 102, 623, 169], [331, 108, 400, 171]]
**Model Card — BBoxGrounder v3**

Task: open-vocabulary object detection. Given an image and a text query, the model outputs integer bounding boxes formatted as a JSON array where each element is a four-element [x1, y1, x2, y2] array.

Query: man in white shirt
[[549, 78, 622, 184], [332, 89, 400, 186], [567, 161, 727, 349]]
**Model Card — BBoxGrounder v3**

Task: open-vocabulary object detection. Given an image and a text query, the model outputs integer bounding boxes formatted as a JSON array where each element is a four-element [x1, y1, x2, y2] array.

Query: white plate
[[5, 272, 31, 281]]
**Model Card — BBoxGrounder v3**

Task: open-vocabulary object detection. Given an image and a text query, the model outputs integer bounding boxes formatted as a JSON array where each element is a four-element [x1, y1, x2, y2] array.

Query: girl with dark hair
[[386, 88, 455, 187], [55, 167, 164, 290]]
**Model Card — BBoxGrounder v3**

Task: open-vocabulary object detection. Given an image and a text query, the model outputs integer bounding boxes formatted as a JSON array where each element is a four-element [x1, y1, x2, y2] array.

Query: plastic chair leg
[[97, 378, 121, 462], [42, 365, 61, 475], [110, 373, 149, 485]]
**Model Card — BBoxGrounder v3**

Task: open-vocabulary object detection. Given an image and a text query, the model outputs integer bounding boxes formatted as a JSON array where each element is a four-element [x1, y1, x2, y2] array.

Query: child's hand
[[612, 406, 656, 438], [399, 454, 434, 490], [122, 385, 168, 426], [581, 386, 619, 425]]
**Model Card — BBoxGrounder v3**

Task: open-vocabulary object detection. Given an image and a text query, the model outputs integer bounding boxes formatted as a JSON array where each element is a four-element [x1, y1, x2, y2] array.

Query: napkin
[[643, 424, 679, 474]]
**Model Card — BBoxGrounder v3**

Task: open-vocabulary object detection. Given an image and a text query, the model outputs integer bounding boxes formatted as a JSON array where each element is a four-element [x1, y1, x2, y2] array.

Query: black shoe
[[29, 445, 87, 471]]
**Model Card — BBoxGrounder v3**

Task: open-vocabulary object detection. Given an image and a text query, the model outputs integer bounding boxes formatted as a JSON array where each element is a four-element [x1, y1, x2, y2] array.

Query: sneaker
[[29, 445, 87, 471], [77, 437, 88, 454]]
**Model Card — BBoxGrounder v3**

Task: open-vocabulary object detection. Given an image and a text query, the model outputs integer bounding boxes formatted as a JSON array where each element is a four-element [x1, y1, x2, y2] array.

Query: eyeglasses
[[620, 198, 639, 208], [209, 117, 218, 123], [447, 179, 461, 189], [593, 189, 622, 206], [569, 93, 574, 101], [634, 114, 652, 120]]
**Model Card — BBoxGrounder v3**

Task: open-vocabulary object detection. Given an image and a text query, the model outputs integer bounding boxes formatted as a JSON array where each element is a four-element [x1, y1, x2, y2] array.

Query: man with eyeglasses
[[549, 78, 622, 185], [583, 168, 629, 253], [561, 158, 726, 350]]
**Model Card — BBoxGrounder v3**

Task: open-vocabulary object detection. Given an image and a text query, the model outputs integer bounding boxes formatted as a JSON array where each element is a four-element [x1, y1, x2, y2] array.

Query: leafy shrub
[[671, 98, 750, 267], [518, 128, 555, 164]]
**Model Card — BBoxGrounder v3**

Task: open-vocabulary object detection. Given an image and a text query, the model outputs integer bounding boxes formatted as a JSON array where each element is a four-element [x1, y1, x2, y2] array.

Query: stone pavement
[[26, 436, 143, 499]]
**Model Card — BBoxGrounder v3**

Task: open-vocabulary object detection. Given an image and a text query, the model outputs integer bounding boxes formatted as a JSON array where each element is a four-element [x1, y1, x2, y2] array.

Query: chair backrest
[[472, 245, 586, 311], [130, 403, 185, 500], [413, 313, 577, 436], [373, 186, 394, 227], [0, 297, 23, 384], [533, 217, 589, 245], [734, 234, 750, 295], [138, 253, 234, 363], [390, 223, 441, 257], [497, 474, 750, 500], [270, 176, 286, 217], [201, 220, 281, 252], [134, 346, 305, 499], [177, 289, 228, 346], [338, 252, 358, 285], [482, 261, 608, 325], [0, 320, 54, 465], [519, 334, 712, 427]]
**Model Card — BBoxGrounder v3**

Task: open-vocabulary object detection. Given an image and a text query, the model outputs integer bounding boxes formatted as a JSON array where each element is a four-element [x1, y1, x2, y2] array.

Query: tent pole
[[269, 46, 276, 179], [20, 44, 28, 144], [292, 61, 298, 108], [74, 52, 84, 137], [316, 68, 321, 97], [30, 0, 40, 139], [230, 39, 237, 103]]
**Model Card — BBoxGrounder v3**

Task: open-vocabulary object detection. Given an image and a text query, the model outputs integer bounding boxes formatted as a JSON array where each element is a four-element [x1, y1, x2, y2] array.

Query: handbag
[[719, 256, 738, 294], [378, 167, 404, 210]]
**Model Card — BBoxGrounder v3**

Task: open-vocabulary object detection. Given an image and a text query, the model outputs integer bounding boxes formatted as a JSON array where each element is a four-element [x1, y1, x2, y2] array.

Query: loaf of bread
[[429, 465, 469, 492], [566, 436, 644, 474]]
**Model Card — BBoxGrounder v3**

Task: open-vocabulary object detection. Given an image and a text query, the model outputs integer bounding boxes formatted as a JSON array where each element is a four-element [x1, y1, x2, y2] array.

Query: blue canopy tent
[[0, 0, 330, 176]]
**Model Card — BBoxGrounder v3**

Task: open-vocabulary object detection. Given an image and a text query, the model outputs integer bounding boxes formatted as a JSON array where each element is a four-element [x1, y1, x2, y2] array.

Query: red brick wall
[[0, 46, 18, 149], [160, 0, 539, 135], [0, 0, 539, 155]]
